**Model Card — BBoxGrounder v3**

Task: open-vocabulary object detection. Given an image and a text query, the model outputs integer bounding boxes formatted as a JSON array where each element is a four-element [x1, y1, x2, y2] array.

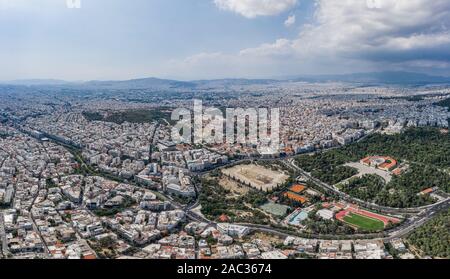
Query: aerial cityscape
[[1, 0, 450, 263]]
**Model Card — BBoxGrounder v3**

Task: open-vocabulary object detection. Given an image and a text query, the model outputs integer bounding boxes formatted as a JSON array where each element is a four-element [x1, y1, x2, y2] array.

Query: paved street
[[0, 211, 8, 257]]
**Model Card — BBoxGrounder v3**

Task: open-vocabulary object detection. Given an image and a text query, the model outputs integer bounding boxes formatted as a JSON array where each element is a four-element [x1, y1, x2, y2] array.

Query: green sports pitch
[[343, 213, 385, 231]]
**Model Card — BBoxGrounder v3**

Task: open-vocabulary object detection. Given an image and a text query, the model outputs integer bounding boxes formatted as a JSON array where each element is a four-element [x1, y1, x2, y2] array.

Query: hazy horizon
[[3, 70, 450, 84]]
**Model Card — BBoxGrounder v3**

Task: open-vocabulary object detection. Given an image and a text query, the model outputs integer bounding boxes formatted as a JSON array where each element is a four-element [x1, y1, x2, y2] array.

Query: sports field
[[343, 212, 385, 231]]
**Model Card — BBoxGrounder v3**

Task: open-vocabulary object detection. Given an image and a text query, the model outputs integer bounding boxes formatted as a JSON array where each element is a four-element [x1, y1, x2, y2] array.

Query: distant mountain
[[292, 72, 450, 84], [2, 72, 449, 89], [83, 77, 197, 90], [0, 77, 280, 90], [192, 78, 281, 87], [82, 78, 281, 90]]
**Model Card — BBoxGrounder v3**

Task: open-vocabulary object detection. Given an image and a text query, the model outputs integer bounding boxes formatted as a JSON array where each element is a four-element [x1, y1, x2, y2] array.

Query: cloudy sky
[[1, 0, 450, 80]]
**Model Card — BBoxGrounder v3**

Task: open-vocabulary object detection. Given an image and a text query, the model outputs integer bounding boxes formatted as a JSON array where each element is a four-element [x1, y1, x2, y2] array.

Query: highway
[[285, 158, 437, 214], [286, 157, 450, 241], [15, 125, 450, 244], [185, 199, 450, 242], [156, 147, 450, 242], [192, 141, 436, 216], [384, 198, 450, 241], [183, 157, 450, 243], [184, 189, 449, 242]]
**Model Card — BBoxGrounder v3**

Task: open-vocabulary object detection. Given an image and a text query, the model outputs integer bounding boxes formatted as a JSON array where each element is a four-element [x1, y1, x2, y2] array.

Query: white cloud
[[297, 0, 450, 58], [238, 0, 450, 69], [171, 0, 450, 78], [239, 39, 294, 57], [214, 0, 297, 18], [284, 15, 296, 27]]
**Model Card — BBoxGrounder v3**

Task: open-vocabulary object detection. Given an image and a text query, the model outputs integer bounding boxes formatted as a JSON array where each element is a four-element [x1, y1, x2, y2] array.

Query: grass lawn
[[343, 213, 385, 231]]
